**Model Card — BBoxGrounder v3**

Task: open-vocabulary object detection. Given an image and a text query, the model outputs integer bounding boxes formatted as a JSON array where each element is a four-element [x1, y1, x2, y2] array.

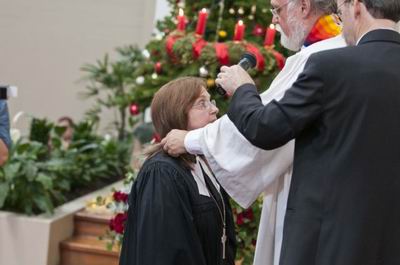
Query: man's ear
[[300, 0, 313, 18], [353, 0, 362, 19]]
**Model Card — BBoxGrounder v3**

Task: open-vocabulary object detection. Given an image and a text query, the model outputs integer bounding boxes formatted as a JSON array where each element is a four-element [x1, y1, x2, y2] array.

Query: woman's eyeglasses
[[192, 99, 217, 110]]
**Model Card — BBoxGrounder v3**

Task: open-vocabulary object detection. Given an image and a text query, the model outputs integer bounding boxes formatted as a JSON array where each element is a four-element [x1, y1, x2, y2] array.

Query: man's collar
[[357, 28, 400, 45]]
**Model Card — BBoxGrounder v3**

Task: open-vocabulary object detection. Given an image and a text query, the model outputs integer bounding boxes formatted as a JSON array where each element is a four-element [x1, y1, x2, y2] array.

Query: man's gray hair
[[361, 0, 400, 22], [310, 0, 337, 14], [289, 0, 337, 15]]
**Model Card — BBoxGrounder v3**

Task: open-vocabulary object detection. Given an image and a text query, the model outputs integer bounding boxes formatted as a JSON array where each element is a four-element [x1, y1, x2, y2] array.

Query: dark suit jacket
[[228, 29, 400, 265]]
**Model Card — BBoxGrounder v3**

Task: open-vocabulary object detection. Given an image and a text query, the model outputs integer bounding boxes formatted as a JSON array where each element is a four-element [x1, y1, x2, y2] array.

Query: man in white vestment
[[162, 0, 346, 264]]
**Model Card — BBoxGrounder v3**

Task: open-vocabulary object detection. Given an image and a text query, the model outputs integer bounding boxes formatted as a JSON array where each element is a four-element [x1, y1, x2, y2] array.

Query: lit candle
[[233, 20, 246, 41], [264, 24, 277, 46], [195, 8, 208, 36], [177, 8, 186, 31]]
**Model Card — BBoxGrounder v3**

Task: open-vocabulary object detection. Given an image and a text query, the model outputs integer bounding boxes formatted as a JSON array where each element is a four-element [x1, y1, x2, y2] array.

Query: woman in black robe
[[119, 77, 236, 265]]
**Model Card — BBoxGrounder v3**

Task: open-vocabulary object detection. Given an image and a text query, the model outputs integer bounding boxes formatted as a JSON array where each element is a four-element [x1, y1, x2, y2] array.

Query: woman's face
[[187, 87, 219, 130]]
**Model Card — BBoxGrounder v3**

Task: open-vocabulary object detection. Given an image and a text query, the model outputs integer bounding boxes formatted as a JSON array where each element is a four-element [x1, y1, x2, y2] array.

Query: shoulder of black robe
[[119, 151, 207, 265]]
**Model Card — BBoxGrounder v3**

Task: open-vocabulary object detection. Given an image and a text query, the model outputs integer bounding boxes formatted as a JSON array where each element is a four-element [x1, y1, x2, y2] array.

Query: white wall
[[0, 0, 157, 134]]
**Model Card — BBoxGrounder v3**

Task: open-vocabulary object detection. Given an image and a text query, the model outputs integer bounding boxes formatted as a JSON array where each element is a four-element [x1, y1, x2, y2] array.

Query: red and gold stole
[[304, 14, 342, 47]]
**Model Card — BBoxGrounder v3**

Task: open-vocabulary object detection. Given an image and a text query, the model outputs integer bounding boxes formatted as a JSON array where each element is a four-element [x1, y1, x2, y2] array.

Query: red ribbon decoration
[[165, 34, 182, 60], [192, 37, 208, 59], [246, 44, 265, 72], [271, 49, 286, 70], [215, 43, 230, 65]]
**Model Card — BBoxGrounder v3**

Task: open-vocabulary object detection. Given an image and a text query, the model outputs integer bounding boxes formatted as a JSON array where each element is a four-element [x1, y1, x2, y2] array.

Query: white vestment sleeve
[[185, 128, 204, 155], [199, 114, 294, 208]]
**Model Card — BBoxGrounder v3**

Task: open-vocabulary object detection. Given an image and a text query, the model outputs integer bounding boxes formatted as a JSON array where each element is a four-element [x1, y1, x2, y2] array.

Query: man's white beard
[[276, 20, 307, 52]]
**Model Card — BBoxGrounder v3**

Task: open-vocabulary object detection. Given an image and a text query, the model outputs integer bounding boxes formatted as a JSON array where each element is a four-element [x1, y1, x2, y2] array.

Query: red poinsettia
[[109, 212, 128, 234], [113, 191, 129, 203], [236, 208, 254, 226]]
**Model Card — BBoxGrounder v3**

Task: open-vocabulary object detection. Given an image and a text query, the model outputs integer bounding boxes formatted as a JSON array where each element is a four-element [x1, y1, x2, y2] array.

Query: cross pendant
[[221, 227, 227, 260]]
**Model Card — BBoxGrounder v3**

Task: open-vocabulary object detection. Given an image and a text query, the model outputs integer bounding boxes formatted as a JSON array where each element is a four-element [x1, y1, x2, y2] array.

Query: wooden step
[[74, 210, 114, 237], [60, 235, 119, 265]]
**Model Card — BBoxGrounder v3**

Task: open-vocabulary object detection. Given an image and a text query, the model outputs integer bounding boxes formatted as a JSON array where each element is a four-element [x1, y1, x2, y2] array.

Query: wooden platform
[[60, 210, 120, 265]]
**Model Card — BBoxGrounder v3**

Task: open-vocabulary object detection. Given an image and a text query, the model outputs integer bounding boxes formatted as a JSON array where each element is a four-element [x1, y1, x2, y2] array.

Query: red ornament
[[129, 103, 140, 116], [252, 24, 265, 37], [154, 62, 162, 74]]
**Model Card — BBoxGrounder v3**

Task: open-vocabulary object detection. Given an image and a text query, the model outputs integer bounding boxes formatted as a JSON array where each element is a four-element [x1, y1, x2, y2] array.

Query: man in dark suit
[[216, 0, 400, 264]]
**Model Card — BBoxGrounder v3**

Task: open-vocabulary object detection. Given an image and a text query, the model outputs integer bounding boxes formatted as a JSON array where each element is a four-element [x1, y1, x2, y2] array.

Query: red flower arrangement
[[231, 199, 262, 264], [109, 212, 128, 234], [113, 191, 129, 203], [236, 208, 255, 226], [98, 173, 135, 250]]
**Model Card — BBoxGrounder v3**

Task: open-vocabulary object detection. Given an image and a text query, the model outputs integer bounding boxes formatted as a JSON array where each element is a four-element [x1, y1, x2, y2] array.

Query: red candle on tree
[[195, 8, 208, 36], [233, 20, 246, 41], [177, 8, 186, 31], [264, 24, 277, 46]]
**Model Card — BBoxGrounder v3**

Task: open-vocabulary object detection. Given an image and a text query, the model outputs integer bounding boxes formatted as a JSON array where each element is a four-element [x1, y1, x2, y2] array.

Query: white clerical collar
[[356, 28, 398, 45], [191, 156, 220, 197]]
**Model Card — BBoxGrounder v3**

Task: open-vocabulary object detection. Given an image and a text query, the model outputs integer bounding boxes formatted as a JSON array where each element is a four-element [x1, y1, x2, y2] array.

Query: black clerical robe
[[119, 152, 236, 265]]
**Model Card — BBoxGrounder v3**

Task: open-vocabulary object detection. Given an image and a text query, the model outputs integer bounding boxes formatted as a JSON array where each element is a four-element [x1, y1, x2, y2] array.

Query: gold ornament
[[207, 79, 215, 87], [238, 7, 244, 15], [229, 8, 235, 14], [219, 30, 227, 38]]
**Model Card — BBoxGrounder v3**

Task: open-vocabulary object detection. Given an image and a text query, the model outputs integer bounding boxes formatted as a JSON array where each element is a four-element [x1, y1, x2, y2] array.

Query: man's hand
[[161, 129, 188, 157], [215, 65, 255, 96]]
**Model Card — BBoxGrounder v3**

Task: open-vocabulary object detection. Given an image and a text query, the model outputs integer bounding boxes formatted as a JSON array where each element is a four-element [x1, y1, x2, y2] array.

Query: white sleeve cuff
[[184, 128, 204, 155]]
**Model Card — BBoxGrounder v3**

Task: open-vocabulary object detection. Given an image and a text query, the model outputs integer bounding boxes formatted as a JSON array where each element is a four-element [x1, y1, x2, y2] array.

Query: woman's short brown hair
[[146, 77, 206, 166]]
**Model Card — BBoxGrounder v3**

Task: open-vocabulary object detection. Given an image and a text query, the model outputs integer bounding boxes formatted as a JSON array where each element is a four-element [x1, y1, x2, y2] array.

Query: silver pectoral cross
[[221, 227, 227, 260]]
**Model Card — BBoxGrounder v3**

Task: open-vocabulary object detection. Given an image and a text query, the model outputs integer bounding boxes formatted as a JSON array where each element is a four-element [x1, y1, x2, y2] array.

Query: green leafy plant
[[0, 119, 131, 215], [80, 46, 145, 140]]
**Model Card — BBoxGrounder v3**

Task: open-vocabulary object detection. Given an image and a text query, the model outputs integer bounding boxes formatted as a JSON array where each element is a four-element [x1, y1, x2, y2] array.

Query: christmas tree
[[81, 0, 285, 138], [134, 0, 285, 113]]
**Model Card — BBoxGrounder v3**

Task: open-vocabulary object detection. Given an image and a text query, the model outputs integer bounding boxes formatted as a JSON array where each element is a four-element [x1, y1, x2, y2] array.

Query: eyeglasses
[[270, 1, 291, 18], [192, 99, 217, 110]]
